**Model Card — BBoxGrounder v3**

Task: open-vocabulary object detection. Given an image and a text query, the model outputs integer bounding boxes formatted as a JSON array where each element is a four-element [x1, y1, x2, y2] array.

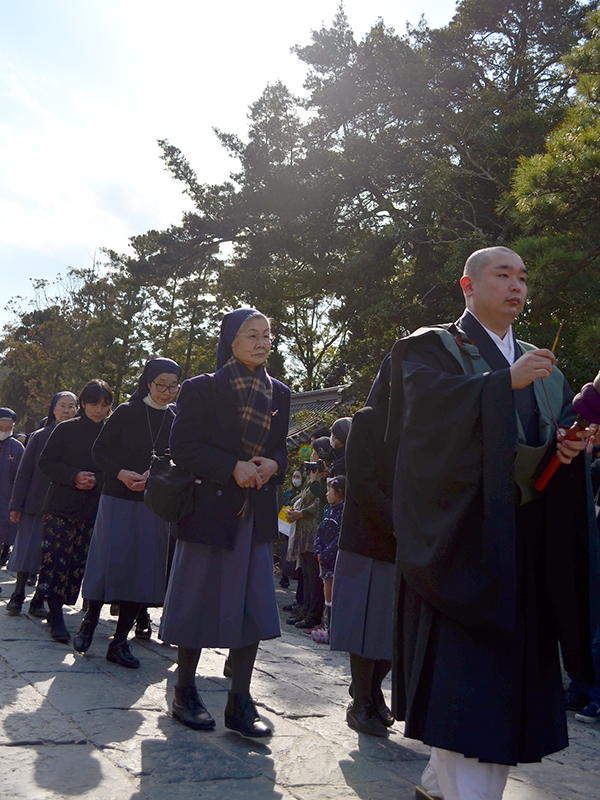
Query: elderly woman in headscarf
[[159, 308, 290, 738], [7, 392, 78, 616], [75, 358, 181, 668], [0, 407, 24, 570], [37, 380, 113, 643]]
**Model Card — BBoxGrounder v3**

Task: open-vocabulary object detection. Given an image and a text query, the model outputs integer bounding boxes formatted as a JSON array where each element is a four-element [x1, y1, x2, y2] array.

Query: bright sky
[[0, 0, 457, 328]]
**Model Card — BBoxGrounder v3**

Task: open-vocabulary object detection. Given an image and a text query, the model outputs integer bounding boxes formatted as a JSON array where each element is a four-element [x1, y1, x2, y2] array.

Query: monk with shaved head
[[385, 246, 596, 800]]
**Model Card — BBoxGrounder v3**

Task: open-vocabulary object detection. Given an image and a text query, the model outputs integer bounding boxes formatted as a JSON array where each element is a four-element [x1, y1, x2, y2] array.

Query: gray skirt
[[7, 514, 43, 573], [82, 495, 170, 605], [330, 548, 394, 661], [159, 511, 280, 650]]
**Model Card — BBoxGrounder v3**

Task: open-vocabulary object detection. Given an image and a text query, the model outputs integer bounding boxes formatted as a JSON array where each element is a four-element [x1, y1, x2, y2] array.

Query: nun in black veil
[[76, 358, 181, 668], [159, 308, 290, 738], [7, 392, 78, 617]]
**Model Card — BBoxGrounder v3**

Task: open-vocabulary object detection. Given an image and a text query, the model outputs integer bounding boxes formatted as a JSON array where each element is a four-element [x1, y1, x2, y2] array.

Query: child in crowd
[[312, 476, 345, 643]]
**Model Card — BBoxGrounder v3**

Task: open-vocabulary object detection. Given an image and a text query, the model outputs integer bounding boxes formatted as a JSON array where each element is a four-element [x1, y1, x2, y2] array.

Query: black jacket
[[38, 414, 104, 523], [93, 400, 175, 502], [170, 367, 290, 549], [338, 406, 396, 563], [9, 424, 55, 516]]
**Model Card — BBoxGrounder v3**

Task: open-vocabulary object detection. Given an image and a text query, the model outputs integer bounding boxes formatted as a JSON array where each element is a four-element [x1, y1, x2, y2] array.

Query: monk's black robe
[[389, 311, 598, 765]]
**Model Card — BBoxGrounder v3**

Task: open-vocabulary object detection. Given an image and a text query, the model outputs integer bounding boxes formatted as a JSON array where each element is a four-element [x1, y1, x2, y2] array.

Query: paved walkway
[[0, 566, 599, 800]]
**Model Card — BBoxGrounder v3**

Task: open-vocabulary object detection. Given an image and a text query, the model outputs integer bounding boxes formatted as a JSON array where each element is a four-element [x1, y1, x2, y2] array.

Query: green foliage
[[3, 0, 599, 410]]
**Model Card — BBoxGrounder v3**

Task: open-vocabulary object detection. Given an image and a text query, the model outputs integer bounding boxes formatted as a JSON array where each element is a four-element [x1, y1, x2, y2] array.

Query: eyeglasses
[[151, 382, 180, 394], [238, 333, 275, 345]]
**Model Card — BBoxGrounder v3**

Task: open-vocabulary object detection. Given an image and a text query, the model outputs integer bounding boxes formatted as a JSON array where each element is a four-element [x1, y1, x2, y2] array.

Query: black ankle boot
[[172, 685, 216, 730], [224, 691, 271, 738], [106, 640, 140, 669], [73, 618, 98, 654], [6, 592, 25, 616], [28, 595, 47, 618], [47, 606, 70, 644]]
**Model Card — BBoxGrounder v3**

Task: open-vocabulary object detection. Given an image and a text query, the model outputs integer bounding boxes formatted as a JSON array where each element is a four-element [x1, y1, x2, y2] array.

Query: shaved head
[[463, 247, 522, 280]]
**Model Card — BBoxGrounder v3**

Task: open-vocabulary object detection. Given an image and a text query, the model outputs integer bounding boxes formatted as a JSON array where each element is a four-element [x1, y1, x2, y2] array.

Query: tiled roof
[[287, 384, 355, 446]]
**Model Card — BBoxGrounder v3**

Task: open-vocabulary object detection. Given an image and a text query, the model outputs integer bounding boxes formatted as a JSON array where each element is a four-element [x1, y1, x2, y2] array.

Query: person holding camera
[[285, 454, 323, 630]]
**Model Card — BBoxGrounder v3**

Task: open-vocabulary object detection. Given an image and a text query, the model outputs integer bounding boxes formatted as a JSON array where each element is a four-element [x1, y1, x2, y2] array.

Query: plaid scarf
[[224, 356, 273, 459]]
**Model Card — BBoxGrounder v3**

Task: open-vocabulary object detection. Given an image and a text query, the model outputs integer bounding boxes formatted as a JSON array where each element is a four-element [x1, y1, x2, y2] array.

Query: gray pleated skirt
[[82, 495, 170, 605], [7, 514, 43, 573], [159, 511, 281, 650], [330, 548, 394, 661]]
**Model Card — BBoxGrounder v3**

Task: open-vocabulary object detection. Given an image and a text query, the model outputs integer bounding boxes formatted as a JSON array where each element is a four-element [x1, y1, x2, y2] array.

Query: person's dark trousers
[[279, 536, 295, 581], [299, 551, 324, 624], [295, 569, 304, 606]]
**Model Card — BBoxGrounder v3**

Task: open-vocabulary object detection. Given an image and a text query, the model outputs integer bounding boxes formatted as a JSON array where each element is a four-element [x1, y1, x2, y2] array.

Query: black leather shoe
[[172, 685, 216, 730], [286, 614, 304, 625], [134, 610, 152, 640], [49, 620, 71, 644], [346, 701, 388, 737], [73, 619, 97, 654], [373, 691, 394, 727], [224, 691, 271, 738], [6, 593, 24, 616], [27, 598, 47, 618], [106, 640, 140, 669]]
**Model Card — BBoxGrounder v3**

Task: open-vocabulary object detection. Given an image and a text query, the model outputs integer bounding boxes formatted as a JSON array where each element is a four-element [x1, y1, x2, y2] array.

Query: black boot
[[224, 691, 271, 738], [6, 592, 25, 616], [28, 591, 47, 618], [73, 618, 98, 654], [172, 685, 216, 730], [47, 602, 70, 644], [106, 640, 140, 669], [134, 607, 152, 640]]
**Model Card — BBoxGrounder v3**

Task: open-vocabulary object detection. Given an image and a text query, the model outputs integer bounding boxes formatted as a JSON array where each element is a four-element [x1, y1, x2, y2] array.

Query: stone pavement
[[1, 567, 599, 800]]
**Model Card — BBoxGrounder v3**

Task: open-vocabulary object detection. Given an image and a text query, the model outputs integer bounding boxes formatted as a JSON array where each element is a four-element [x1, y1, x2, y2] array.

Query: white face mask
[[0, 431, 13, 441], [329, 435, 336, 448], [292, 478, 302, 488]]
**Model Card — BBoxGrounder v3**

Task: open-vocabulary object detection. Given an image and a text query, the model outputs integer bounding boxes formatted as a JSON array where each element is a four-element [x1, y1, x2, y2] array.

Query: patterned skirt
[[37, 514, 94, 605]]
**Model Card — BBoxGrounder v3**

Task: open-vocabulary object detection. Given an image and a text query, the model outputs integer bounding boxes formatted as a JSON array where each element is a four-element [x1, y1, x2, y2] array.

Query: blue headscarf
[[0, 407, 16, 422], [216, 308, 263, 370], [130, 358, 182, 401]]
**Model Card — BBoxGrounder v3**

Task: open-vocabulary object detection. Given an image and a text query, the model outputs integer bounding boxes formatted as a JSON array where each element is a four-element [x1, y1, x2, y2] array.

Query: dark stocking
[[47, 598, 65, 627], [177, 647, 202, 689], [371, 659, 392, 702], [350, 653, 375, 710], [14, 571, 27, 597], [229, 642, 259, 694], [113, 601, 140, 645], [83, 599, 103, 626]]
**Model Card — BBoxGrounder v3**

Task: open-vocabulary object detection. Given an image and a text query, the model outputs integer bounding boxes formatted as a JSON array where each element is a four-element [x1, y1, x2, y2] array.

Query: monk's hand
[[233, 460, 263, 490], [510, 349, 555, 389], [555, 427, 590, 464], [9, 510, 21, 523]]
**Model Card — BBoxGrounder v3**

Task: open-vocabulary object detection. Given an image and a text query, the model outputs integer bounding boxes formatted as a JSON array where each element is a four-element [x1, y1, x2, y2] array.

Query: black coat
[[338, 406, 396, 563], [389, 312, 598, 765], [169, 367, 290, 550], [9, 424, 55, 516], [38, 414, 104, 523]]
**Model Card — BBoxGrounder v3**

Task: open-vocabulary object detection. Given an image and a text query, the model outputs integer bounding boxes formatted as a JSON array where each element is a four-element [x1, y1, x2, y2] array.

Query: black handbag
[[144, 451, 195, 523]]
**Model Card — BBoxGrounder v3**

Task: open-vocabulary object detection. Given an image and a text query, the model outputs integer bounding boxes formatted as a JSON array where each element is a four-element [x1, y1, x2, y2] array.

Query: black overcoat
[[169, 367, 290, 550]]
